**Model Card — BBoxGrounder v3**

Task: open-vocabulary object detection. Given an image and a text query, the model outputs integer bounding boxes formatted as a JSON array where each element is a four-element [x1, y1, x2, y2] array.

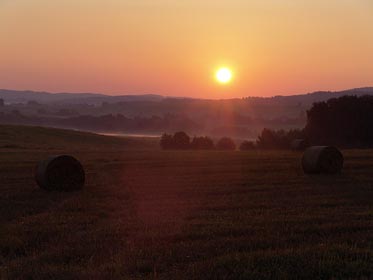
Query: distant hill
[[244, 87, 373, 106], [0, 89, 164, 105], [1, 87, 372, 106], [1, 87, 373, 138], [0, 124, 158, 150]]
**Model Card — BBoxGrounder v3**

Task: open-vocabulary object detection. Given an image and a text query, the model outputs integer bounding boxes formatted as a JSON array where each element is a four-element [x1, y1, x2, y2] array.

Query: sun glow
[[216, 68, 233, 84]]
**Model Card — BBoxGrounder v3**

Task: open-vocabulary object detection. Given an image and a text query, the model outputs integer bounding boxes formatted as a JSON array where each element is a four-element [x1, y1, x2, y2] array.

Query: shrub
[[173, 131, 190, 149], [190, 136, 215, 150], [216, 137, 236, 150], [256, 128, 304, 149], [160, 131, 190, 150], [239, 140, 255, 151], [160, 133, 174, 150]]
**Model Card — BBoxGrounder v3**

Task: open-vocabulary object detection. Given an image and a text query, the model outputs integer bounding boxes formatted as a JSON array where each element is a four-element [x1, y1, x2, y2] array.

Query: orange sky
[[1, 0, 372, 98]]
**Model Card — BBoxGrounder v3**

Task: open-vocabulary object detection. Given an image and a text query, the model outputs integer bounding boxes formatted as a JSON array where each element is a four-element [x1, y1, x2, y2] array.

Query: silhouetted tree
[[160, 131, 191, 150], [257, 128, 285, 149], [216, 137, 236, 150], [305, 95, 373, 147], [239, 140, 255, 151], [256, 128, 304, 149], [160, 133, 174, 150], [190, 136, 214, 150], [173, 131, 190, 149]]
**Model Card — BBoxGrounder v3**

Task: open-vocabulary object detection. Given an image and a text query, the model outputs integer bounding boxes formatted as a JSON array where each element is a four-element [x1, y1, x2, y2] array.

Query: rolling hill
[[1, 87, 372, 106], [0, 124, 159, 151], [1, 87, 373, 138]]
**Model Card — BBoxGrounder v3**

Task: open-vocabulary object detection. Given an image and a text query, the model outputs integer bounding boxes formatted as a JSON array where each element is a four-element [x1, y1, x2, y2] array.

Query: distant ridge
[[0, 89, 164, 105], [0, 87, 372, 106], [1, 87, 373, 137], [242, 87, 373, 106]]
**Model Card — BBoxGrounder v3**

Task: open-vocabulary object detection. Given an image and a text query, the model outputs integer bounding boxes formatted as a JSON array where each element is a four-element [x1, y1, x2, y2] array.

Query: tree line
[[162, 95, 373, 150], [160, 132, 237, 150], [305, 95, 373, 147], [160, 132, 260, 151], [254, 95, 373, 149]]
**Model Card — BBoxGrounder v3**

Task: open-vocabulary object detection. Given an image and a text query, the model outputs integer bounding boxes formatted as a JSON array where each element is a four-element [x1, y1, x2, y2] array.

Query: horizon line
[[1, 86, 373, 101]]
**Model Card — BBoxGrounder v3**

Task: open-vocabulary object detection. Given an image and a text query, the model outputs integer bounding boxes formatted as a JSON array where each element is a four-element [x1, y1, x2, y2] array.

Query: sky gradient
[[1, 0, 372, 98]]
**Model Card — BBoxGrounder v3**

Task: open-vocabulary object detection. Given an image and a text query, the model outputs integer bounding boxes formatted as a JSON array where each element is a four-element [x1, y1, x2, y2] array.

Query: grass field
[[1, 125, 373, 279]]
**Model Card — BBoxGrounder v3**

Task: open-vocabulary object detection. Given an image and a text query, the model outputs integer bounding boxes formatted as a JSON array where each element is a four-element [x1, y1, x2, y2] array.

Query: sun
[[216, 67, 233, 84]]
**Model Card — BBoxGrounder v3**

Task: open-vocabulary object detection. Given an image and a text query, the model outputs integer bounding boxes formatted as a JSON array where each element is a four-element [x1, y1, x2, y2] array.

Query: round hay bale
[[35, 155, 85, 191], [302, 146, 343, 174], [291, 139, 309, 151]]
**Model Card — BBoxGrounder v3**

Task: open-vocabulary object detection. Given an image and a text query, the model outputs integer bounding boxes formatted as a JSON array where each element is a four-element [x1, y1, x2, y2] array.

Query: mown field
[[1, 125, 373, 279]]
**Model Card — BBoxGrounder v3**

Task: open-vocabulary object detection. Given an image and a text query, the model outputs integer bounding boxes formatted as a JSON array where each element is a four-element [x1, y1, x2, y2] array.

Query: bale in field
[[291, 139, 310, 151], [35, 155, 85, 191], [302, 146, 343, 174]]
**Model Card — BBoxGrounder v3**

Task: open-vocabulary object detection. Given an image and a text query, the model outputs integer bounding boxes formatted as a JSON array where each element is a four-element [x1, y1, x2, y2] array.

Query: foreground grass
[[1, 125, 373, 279]]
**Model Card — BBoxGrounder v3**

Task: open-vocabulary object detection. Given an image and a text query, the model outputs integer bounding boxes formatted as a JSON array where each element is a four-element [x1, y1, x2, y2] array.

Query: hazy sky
[[1, 0, 372, 98]]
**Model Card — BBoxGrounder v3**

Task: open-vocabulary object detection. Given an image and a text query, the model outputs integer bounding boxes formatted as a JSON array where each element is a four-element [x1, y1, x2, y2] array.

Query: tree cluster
[[160, 132, 236, 150], [305, 95, 373, 147], [255, 95, 373, 149], [239, 140, 256, 151], [256, 128, 305, 149]]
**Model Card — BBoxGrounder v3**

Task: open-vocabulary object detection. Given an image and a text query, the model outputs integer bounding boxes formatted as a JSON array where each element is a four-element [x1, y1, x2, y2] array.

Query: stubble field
[[1, 125, 373, 279]]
